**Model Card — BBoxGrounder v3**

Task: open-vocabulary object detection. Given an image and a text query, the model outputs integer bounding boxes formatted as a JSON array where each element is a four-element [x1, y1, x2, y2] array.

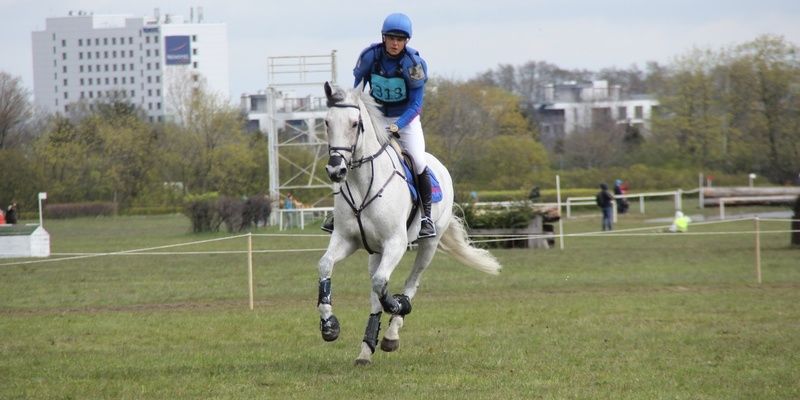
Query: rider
[[322, 12, 436, 239]]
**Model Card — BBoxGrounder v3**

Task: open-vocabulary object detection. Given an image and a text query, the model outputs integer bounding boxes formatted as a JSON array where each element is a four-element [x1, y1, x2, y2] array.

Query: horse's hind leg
[[381, 239, 439, 352], [318, 236, 358, 342]]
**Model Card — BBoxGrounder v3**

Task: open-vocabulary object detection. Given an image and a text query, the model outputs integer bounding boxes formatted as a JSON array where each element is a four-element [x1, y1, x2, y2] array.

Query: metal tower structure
[[265, 51, 337, 214]]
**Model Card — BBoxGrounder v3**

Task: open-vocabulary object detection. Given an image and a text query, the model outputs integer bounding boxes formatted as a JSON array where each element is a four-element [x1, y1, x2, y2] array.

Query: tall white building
[[31, 9, 229, 122]]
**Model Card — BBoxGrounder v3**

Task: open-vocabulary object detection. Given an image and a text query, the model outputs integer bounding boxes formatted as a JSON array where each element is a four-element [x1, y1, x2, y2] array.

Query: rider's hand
[[387, 124, 400, 138]]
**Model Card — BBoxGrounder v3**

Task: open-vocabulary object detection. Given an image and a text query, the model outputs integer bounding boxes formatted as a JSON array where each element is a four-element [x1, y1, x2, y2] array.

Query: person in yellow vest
[[668, 211, 691, 233]]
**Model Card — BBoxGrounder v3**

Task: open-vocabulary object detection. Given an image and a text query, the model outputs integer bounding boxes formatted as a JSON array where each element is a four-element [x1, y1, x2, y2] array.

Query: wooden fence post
[[754, 218, 762, 285], [248, 233, 254, 310]]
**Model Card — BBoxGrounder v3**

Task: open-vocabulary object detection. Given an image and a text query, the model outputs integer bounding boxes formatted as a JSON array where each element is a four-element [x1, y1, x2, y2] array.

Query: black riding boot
[[417, 168, 437, 239], [321, 213, 334, 233]]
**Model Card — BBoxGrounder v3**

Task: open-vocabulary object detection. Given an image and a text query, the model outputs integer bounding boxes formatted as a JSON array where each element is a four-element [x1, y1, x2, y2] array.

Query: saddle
[[389, 139, 442, 204], [388, 139, 442, 231]]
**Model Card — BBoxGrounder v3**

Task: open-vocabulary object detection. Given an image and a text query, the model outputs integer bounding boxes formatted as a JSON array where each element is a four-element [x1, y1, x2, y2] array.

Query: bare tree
[[0, 72, 32, 149]]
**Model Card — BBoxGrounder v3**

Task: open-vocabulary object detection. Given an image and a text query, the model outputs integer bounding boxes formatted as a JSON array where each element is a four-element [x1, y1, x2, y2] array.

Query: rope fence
[[2, 217, 798, 309]]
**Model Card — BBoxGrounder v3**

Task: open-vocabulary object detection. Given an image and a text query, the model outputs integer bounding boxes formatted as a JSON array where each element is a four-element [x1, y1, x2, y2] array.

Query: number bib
[[370, 74, 407, 103]]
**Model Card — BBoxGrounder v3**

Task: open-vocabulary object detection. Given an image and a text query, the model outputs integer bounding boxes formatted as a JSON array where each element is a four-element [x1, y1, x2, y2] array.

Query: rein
[[329, 101, 405, 254]]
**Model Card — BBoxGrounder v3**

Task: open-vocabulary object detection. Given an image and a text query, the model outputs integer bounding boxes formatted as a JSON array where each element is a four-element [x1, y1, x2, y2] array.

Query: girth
[[335, 141, 423, 255]]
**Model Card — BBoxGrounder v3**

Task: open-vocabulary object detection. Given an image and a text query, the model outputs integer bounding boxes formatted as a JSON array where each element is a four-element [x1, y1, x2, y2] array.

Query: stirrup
[[321, 215, 334, 233], [418, 217, 437, 239]]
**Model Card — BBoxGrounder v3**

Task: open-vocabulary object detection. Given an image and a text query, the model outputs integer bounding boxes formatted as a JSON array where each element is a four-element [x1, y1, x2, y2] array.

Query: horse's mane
[[355, 90, 393, 146], [327, 83, 393, 146]]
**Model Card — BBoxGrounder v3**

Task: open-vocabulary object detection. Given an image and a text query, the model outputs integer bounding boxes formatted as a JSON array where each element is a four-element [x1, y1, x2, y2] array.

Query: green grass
[[1, 208, 799, 399]]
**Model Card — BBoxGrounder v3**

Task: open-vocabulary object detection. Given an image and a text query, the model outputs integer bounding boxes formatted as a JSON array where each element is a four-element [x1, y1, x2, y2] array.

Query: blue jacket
[[353, 43, 428, 129]]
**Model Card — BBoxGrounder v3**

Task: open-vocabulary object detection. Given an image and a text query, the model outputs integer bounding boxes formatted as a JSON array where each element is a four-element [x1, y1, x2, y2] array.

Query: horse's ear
[[325, 81, 345, 107], [324, 81, 333, 102], [355, 79, 365, 93]]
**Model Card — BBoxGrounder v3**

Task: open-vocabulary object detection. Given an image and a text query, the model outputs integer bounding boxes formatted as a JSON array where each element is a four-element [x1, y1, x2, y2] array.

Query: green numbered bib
[[370, 74, 407, 103]]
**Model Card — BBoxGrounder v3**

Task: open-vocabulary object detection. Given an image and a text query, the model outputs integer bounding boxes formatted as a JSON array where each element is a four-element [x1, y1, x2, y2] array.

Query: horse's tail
[[438, 214, 502, 275]]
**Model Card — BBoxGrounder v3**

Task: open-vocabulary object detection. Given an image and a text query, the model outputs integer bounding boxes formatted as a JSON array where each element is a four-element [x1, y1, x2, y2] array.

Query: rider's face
[[383, 35, 408, 56]]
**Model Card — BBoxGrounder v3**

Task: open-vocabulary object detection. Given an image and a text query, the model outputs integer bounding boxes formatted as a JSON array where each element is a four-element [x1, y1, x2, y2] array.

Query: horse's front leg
[[318, 235, 358, 342], [354, 242, 404, 365], [355, 253, 384, 365], [371, 240, 410, 317]]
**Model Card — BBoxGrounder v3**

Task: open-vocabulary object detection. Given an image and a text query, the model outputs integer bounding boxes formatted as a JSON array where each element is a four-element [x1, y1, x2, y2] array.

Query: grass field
[[1, 204, 799, 399]]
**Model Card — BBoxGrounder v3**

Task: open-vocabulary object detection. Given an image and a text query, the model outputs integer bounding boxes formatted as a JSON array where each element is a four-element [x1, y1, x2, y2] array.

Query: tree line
[[469, 34, 800, 185], [1, 35, 798, 215], [0, 79, 268, 214]]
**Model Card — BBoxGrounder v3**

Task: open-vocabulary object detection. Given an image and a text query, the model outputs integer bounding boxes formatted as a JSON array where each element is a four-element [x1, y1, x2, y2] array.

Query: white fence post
[[566, 198, 572, 219], [556, 175, 564, 250], [699, 173, 705, 209]]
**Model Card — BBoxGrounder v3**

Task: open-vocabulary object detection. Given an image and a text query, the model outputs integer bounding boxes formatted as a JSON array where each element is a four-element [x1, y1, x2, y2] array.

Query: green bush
[[182, 193, 272, 233], [460, 202, 537, 229], [122, 206, 184, 216], [44, 202, 117, 219], [183, 193, 221, 233]]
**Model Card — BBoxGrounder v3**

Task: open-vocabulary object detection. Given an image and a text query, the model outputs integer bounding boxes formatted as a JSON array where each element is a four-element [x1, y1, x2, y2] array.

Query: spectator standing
[[284, 193, 296, 229], [528, 185, 541, 201], [6, 202, 18, 224], [613, 179, 629, 214], [0, 209, 6, 225], [596, 183, 615, 231]]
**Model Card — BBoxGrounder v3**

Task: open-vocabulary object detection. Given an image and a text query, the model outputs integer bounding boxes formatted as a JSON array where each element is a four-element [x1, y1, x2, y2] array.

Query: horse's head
[[324, 81, 364, 182]]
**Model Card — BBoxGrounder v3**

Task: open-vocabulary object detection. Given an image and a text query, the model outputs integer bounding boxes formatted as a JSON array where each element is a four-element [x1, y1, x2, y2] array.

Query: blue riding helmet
[[381, 13, 412, 39]]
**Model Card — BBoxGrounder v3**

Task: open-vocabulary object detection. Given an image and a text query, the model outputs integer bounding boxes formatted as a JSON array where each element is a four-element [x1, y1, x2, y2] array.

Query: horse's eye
[[351, 121, 358, 128]]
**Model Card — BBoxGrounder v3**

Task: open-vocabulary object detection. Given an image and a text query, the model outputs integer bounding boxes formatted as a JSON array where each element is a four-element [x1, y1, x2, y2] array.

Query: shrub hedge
[[183, 193, 271, 233], [44, 202, 117, 219]]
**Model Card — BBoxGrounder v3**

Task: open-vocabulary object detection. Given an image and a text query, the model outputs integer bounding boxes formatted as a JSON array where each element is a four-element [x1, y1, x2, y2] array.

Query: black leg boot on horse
[[417, 167, 437, 239]]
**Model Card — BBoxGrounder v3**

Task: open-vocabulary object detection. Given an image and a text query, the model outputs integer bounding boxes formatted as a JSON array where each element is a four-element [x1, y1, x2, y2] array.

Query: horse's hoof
[[320, 315, 340, 342], [380, 338, 399, 352], [354, 358, 372, 366]]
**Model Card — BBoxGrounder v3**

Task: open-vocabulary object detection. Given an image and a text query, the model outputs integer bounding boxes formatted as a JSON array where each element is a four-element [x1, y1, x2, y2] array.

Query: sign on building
[[165, 35, 191, 65]]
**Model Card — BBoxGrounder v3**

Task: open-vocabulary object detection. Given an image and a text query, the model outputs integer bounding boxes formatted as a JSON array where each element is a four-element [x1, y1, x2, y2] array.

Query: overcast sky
[[2, 0, 800, 100]]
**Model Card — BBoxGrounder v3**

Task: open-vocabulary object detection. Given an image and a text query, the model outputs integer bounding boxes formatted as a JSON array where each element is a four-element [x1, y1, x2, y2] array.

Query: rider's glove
[[387, 124, 400, 138]]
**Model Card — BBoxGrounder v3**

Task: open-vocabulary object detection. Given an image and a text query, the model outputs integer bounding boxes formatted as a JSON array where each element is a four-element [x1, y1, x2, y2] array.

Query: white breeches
[[389, 116, 427, 174]]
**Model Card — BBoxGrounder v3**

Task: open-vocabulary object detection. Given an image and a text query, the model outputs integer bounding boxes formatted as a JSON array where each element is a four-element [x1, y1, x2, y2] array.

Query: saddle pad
[[402, 161, 443, 203]]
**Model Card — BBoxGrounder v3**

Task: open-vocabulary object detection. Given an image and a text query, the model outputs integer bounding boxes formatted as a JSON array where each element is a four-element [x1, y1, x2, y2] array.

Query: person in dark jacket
[[6, 202, 18, 224], [596, 183, 614, 231]]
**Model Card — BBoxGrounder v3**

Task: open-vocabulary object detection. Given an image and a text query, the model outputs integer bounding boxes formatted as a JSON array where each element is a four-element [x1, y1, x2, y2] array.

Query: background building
[[533, 80, 659, 146], [31, 9, 229, 122]]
